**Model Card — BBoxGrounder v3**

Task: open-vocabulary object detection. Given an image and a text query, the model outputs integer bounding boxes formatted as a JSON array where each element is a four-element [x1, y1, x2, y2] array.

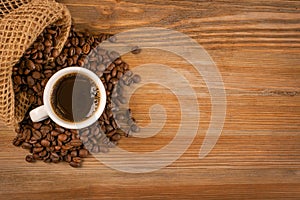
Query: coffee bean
[[131, 124, 140, 133], [22, 142, 32, 149], [64, 154, 71, 163], [51, 49, 59, 58], [132, 74, 141, 83], [72, 156, 81, 163], [85, 143, 93, 152], [44, 39, 52, 47], [40, 125, 51, 134], [55, 127, 65, 133], [116, 113, 125, 120], [59, 150, 67, 157], [111, 120, 119, 129], [13, 76, 22, 85], [41, 139, 51, 147], [44, 47, 52, 54], [33, 147, 44, 153], [39, 150, 48, 158], [23, 128, 32, 139], [26, 60, 35, 70], [37, 97, 42, 105], [61, 145, 72, 150], [51, 155, 60, 163], [32, 153, 41, 160], [50, 131, 59, 137], [79, 37, 85, 47], [111, 68, 117, 77], [82, 43, 91, 54], [117, 71, 124, 79], [56, 55, 66, 65], [71, 37, 79, 46], [69, 47, 75, 57], [75, 46, 82, 55], [58, 134, 68, 142], [32, 85, 39, 93], [65, 131, 72, 137], [37, 43, 44, 51], [108, 35, 117, 43], [47, 134, 54, 142], [118, 96, 127, 104], [91, 145, 100, 153], [111, 133, 121, 141], [110, 77, 118, 85], [44, 70, 52, 78], [70, 139, 82, 147], [87, 36, 95, 45], [44, 118, 51, 125], [90, 137, 98, 145], [32, 122, 42, 129], [32, 130, 42, 140], [79, 149, 89, 158], [131, 46, 142, 54], [50, 152, 59, 163], [77, 58, 84, 67], [80, 129, 90, 137], [70, 150, 77, 157], [29, 137, 38, 144], [54, 146, 61, 151], [41, 78, 48, 87], [31, 52, 38, 60], [107, 130, 116, 137], [116, 129, 127, 136], [67, 58, 73, 65], [100, 146, 109, 153], [105, 124, 114, 132], [97, 64, 106, 72], [114, 58, 122, 65], [80, 136, 89, 143], [23, 69, 30, 76], [69, 161, 81, 168], [126, 109, 132, 118], [44, 158, 51, 163], [25, 155, 35, 163], [26, 76, 35, 87]]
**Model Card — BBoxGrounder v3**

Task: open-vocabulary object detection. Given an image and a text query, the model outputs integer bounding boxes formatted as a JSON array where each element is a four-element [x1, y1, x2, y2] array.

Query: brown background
[[1, 0, 300, 199]]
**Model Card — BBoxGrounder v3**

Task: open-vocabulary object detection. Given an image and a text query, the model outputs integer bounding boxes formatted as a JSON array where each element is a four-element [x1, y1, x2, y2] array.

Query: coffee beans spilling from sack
[[12, 25, 141, 167]]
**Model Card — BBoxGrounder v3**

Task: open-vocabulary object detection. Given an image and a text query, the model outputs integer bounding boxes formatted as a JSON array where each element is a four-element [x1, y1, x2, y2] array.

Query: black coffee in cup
[[51, 73, 100, 122]]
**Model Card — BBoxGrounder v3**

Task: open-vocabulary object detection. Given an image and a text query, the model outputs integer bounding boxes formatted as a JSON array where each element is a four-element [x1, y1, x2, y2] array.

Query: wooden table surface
[[1, 0, 300, 199]]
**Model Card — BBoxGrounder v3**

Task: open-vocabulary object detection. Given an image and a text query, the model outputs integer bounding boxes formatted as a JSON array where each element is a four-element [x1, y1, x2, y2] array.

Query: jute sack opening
[[0, 0, 71, 127]]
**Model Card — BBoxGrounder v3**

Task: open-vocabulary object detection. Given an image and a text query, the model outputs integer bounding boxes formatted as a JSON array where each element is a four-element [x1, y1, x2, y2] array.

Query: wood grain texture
[[1, 0, 300, 199]]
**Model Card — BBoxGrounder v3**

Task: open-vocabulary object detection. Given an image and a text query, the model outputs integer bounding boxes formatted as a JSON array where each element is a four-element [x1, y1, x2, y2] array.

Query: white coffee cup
[[29, 67, 106, 129]]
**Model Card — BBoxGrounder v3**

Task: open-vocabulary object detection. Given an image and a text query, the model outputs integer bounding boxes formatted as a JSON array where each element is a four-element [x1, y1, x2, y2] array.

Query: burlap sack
[[0, 0, 71, 127]]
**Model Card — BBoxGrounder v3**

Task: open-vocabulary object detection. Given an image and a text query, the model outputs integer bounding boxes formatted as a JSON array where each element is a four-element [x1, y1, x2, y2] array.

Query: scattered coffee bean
[[25, 155, 35, 163], [69, 161, 81, 168], [132, 74, 141, 83], [131, 46, 142, 54]]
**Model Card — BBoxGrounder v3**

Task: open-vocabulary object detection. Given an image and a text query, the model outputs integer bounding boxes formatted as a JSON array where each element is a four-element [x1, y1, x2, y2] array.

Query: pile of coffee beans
[[12, 24, 141, 167]]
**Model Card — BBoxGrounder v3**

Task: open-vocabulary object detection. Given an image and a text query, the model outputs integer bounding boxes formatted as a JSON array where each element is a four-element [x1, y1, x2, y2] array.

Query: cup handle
[[29, 105, 49, 122]]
